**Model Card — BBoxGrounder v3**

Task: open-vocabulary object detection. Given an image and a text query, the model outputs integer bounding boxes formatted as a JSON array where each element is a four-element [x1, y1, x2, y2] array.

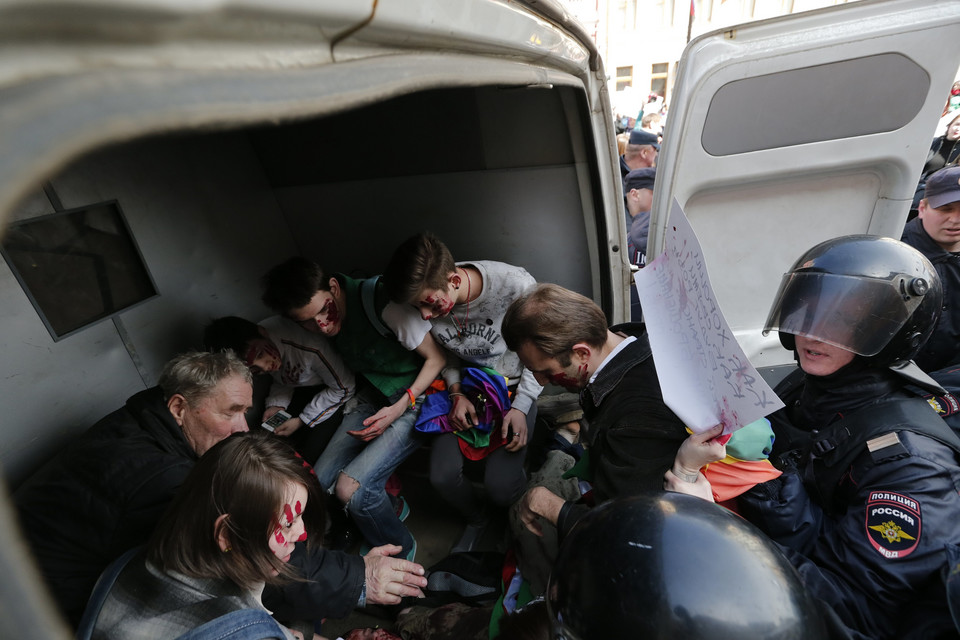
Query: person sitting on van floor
[[13, 350, 426, 629], [382, 232, 543, 553], [13, 351, 253, 627], [88, 432, 325, 640], [901, 165, 960, 372], [204, 315, 356, 461], [262, 257, 446, 562], [499, 284, 689, 592]]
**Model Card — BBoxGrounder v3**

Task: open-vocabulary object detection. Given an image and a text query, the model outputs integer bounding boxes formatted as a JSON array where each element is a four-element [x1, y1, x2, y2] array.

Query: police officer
[[736, 235, 960, 640]]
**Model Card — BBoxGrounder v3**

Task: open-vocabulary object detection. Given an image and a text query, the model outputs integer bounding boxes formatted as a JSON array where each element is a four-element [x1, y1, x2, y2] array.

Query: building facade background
[[560, 0, 863, 119]]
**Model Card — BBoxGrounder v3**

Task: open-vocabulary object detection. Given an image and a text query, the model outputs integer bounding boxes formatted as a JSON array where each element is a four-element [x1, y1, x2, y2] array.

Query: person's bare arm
[[349, 333, 446, 440]]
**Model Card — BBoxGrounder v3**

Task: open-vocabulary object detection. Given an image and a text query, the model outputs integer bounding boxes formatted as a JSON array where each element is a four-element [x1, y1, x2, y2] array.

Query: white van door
[[648, 0, 960, 369]]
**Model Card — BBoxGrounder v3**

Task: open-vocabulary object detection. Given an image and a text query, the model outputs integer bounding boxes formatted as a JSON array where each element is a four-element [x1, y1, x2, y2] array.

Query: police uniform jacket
[[738, 367, 960, 640]]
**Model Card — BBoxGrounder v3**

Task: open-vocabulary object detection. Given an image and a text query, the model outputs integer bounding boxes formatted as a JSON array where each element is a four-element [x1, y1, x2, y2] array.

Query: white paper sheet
[[633, 198, 784, 435]]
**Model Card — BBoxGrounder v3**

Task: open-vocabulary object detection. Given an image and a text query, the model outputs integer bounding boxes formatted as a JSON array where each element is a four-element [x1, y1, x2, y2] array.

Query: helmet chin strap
[[888, 360, 946, 395]]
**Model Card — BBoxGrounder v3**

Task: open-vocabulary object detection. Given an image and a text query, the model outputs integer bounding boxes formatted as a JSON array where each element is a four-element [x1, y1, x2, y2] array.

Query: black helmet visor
[[763, 271, 921, 356]]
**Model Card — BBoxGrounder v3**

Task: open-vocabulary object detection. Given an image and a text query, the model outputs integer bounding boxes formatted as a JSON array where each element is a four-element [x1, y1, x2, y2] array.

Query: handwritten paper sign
[[634, 198, 784, 435]]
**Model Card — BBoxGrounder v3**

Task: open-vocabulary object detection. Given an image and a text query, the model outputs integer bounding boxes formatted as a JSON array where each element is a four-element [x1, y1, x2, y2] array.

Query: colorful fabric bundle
[[415, 367, 512, 460], [702, 417, 782, 503]]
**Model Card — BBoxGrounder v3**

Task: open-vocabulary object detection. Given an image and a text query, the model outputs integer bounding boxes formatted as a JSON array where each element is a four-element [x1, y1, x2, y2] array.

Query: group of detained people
[[12, 231, 560, 639], [14, 166, 960, 640]]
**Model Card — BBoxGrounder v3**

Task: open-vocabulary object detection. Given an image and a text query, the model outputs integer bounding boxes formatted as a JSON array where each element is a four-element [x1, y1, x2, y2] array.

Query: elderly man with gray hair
[[14, 350, 255, 627], [15, 350, 427, 631]]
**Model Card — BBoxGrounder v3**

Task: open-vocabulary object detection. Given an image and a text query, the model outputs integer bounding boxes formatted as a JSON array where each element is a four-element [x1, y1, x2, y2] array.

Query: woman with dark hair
[[89, 431, 326, 640]]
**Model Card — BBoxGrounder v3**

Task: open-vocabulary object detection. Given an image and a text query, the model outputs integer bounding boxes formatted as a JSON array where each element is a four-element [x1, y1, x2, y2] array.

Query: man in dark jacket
[[501, 283, 688, 540], [14, 350, 425, 628], [902, 165, 960, 371]]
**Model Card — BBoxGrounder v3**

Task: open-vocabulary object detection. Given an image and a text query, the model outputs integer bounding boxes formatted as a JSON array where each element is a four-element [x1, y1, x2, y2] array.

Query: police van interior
[[1, 0, 959, 635]]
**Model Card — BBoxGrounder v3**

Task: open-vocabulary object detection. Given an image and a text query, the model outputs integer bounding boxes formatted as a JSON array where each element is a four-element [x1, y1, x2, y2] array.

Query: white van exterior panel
[[652, 0, 960, 369], [348, 0, 590, 75]]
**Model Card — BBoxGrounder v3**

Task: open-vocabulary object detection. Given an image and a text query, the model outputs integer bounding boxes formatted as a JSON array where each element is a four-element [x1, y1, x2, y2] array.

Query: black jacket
[[14, 387, 196, 625], [14, 387, 363, 627], [739, 368, 960, 640], [901, 217, 960, 371], [557, 325, 688, 536]]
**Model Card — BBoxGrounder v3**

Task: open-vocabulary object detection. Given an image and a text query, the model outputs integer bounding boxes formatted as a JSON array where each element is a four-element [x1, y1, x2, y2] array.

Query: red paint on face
[[243, 339, 282, 374], [283, 503, 295, 524], [274, 527, 286, 546], [548, 363, 589, 392], [419, 290, 455, 319], [243, 344, 260, 367], [297, 531, 308, 542], [548, 372, 582, 391], [295, 500, 302, 515], [319, 299, 340, 328]]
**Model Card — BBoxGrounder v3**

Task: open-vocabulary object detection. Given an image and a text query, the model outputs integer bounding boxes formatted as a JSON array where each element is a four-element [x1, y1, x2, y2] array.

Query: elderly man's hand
[[362, 544, 427, 605]]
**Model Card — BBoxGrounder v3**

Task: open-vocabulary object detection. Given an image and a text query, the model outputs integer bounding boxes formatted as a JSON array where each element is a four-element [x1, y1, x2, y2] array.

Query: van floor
[[319, 451, 509, 639]]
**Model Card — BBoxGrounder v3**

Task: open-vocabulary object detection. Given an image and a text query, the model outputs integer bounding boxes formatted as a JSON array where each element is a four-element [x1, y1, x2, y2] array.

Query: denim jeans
[[314, 393, 423, 559]]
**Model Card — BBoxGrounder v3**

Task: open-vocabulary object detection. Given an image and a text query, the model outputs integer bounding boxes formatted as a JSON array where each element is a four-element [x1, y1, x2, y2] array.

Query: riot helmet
[[763, 235, 941, 366], [547, 493, 827, 640]]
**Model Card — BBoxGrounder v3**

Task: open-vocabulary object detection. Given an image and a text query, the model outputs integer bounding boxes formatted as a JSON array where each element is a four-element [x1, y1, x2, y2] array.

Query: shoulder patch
[[865, 491, 921, 559], [927, 393, 960, 418]]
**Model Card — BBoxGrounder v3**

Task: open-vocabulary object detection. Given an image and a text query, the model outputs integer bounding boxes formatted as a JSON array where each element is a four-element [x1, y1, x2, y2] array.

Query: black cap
[[623, 167, 656, 193], [628, 129, 660, 150], [924, 165, 960, 209]]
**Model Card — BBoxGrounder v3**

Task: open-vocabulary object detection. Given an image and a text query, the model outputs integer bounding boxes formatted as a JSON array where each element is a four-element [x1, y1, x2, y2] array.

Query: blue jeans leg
[[313, 400, 376, 491], [329, 398, 424, 559]]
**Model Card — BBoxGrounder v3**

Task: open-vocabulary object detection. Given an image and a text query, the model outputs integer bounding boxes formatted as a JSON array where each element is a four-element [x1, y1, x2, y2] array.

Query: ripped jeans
[[314, 393, 423, 559]]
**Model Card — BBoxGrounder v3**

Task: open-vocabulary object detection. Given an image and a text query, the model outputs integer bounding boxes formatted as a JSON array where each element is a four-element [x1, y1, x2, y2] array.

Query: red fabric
[[458, 423, 507, 460], [703, 459, 781, 503], [385, 472, 402, 497]]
